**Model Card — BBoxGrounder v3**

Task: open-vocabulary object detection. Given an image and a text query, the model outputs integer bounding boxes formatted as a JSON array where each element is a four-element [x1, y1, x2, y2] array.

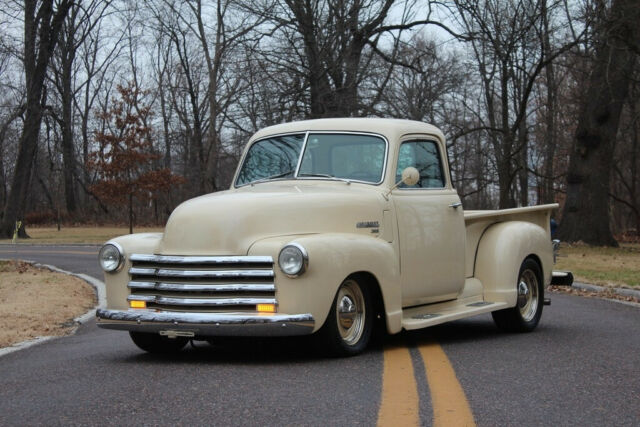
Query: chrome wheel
[[492, 258, 544, 333], [336, 279, 366, 346], [517, 269, 539, 322]]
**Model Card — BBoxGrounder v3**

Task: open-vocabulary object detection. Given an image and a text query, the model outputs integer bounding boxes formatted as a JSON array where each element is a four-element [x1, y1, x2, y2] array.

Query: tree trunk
[[61, 48, 77, 215], [129, 192, 133, 234], [0, 106, 25, 210], [517, 119, 528, 206], [498, 59, 516, 209], [2, 105, 42, 237], [497, 133, 516, 209], [558, 0, 640, 246], [202, 0, 220, 194], [541, 0, 557, 205], [0, 0, 73, 237], [0, 134, 4, 209]]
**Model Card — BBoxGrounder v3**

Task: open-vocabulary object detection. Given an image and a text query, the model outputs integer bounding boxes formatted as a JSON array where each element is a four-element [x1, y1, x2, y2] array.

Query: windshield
[[236, 133, 387, 186], [235, 134, 305, 186]]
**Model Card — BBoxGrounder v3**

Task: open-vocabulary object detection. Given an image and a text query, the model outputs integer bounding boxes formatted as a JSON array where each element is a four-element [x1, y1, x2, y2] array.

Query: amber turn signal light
[[256, 303, 276, 313], [130, 300, 147, 309]]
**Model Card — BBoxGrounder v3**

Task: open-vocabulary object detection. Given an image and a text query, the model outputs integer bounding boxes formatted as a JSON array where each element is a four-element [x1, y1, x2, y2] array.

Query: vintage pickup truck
[[96, 118, 566, 356]]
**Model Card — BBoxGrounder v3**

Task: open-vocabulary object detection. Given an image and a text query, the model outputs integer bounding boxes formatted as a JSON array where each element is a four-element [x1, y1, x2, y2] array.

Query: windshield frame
[[233, 131, 389, 188]]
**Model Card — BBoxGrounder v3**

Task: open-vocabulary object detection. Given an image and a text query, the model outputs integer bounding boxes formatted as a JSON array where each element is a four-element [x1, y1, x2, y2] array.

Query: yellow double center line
[[378, 341, 475, 427]]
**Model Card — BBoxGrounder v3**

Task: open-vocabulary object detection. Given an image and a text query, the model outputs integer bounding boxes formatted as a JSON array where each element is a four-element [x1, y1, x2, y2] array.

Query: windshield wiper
[[249, 170, 295, 186], [298, 173, 351, 184]]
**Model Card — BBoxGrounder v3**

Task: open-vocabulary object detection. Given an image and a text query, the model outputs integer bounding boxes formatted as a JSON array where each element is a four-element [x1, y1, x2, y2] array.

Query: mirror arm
[[383, 181, 403, 201], [383, 167, 419, 200]]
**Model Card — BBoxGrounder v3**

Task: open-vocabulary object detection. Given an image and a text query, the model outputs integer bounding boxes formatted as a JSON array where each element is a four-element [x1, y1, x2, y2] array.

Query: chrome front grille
[[127, 254, 276, 312]]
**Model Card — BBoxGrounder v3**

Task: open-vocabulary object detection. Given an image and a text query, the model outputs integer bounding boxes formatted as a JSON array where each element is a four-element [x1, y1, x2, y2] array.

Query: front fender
[[248, 233, 401, 333], [100, 233, 164, 310], [474, 221, 552, 306]]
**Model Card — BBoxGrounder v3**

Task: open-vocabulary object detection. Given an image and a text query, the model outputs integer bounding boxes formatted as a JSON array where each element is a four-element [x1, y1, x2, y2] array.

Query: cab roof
[[249, 118, 445, 144]]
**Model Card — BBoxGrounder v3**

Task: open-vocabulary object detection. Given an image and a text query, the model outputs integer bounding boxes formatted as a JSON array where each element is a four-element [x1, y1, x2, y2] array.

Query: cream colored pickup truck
[[96, 118, 564, 356]]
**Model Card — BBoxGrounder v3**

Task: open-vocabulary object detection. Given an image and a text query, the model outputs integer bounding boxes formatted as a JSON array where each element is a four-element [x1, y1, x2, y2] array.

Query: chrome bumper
[[96, 309, 315, 337]]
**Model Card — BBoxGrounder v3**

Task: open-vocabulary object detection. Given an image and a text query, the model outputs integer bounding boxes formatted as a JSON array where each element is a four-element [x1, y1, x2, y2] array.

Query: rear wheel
[[319, 276, 373, 356], [492, 258, 544, 332], [129, 332, 189, 354]]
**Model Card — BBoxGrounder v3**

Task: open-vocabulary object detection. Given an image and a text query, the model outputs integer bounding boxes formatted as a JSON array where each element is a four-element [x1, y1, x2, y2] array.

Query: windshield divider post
[[293, 131, 310, 178]]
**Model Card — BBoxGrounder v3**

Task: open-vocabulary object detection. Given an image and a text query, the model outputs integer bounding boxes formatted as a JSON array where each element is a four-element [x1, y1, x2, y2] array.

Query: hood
[[157, 182, 388, 255]]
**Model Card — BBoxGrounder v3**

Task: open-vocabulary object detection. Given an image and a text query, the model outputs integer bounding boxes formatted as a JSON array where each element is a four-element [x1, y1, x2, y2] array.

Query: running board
[[402, 300, 509, 330]]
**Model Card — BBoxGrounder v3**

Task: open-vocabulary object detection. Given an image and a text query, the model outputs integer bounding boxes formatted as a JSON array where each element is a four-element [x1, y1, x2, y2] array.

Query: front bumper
[[96, 309, 315, 337]]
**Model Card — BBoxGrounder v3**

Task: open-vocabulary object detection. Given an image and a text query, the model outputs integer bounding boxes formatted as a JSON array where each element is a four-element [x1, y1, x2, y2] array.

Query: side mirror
[[383, 166, 420, 200], [401, 167, 420, 187]]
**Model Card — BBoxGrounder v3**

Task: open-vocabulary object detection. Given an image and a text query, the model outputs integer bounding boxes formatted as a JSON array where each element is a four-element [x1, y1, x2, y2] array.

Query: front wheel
[[129, 332, 189, 354], [318, 276, 373, 357], [492, 258, 544, 332]]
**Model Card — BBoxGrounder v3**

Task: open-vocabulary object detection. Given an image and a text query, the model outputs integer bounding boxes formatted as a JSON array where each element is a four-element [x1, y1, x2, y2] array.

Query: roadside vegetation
[[0, 226, 163, 245], [0, 260, 95, 348], [1, 1, 640, 249], [555, 243, 640, 289]]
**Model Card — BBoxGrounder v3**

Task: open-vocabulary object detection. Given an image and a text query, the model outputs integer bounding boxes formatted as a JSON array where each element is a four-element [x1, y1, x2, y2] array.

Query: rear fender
[[474, 222, 552, 306]]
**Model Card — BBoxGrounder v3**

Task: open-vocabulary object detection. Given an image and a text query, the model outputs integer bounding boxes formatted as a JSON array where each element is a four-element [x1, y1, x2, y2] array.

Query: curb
[[572, 281, 640, 300], [0, 259, 105, 358]]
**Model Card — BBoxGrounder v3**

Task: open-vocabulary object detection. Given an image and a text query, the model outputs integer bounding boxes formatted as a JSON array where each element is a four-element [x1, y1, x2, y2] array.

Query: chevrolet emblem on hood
[[356, 221, 379, 229]]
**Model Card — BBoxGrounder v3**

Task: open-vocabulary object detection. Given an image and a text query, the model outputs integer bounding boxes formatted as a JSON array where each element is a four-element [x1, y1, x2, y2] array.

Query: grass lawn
[[0, 226, 163, 245], [555, 243, 640, 289]]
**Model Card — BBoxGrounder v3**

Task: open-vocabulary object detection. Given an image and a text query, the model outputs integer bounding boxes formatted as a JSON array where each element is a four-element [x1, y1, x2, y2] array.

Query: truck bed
[[463, 204, 558, 278]]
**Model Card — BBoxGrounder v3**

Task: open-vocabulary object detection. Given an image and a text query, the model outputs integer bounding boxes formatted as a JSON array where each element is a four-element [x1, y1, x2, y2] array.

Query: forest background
[[0, 0, 639, 246]]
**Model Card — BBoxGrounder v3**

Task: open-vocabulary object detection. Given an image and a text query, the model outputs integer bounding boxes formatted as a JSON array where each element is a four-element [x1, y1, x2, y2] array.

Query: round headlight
[[99, 243, 123, 273], [278, 244, 308, 277]]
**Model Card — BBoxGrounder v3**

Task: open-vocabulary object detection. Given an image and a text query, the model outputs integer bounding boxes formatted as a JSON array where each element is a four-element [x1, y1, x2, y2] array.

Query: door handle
[[449, 202, 462, 209]]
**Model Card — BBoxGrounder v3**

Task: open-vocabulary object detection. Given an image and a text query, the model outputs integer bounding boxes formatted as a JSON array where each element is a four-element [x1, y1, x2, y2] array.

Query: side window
[[396, 141, 445, 188]]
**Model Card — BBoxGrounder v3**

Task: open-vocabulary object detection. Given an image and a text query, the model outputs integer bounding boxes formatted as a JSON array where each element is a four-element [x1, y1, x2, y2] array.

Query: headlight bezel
[[278, 243, 308, 278], [99, 242, 124, 273]]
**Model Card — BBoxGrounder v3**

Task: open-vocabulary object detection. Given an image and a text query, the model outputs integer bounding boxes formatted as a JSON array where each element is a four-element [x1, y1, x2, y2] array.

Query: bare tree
[[1, 0, 73, 238], [611, 76, 640, 234], [558, 0, 640, 246], [450, 0, 583, 208], [244, 0, 454, 118], [49, 0, 111, 216], [538, 0, 557, 205], [74, 11, 123, 191], [378, 35, 465, 123]]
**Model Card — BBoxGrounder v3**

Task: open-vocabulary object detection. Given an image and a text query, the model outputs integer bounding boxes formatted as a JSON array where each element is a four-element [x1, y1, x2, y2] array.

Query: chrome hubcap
[[517, 269, 539, 322], [338, 296, 356, 329], [336, 280, 365, 345]]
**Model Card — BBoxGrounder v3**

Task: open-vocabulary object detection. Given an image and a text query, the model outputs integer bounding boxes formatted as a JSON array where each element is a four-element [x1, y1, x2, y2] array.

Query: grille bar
[[128, 281, 275, 293], [129, 254, 273, 265], [129, 267, 274, 279], [127, 295, 276, 307]]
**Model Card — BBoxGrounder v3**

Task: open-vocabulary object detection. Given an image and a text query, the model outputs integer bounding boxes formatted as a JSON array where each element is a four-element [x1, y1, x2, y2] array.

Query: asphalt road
[[1, 244, 638, 426]]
